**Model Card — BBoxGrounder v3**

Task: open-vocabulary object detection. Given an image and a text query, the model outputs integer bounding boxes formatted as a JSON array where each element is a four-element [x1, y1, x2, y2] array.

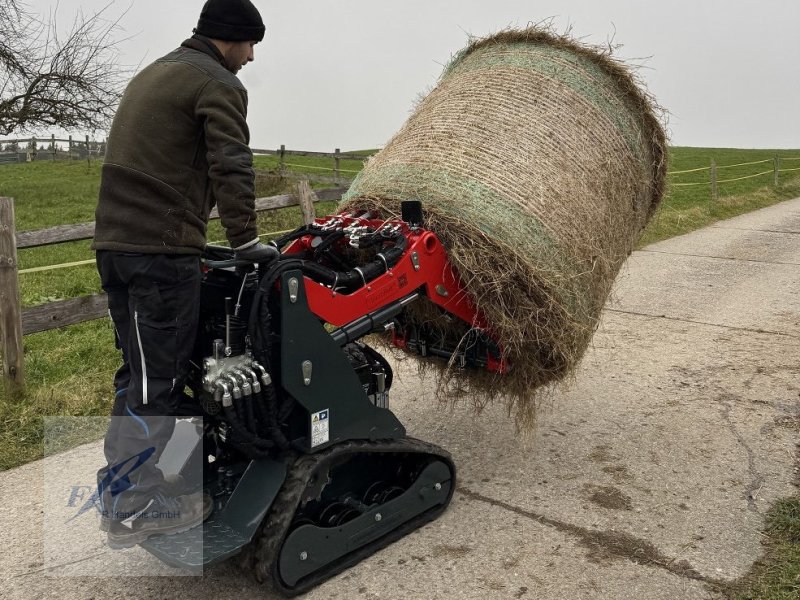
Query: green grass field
[[0, 154, 356, 469], [0, 147, 798, 597], [728, 497, 800, 600], [639, 148, 800, 246]]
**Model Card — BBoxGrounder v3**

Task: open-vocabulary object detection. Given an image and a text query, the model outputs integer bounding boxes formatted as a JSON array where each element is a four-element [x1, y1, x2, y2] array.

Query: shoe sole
[[107, 518, 202, 549], [106, 500, 213, 549], [99, 475, 194, 533], [101, 489, 210, 533]]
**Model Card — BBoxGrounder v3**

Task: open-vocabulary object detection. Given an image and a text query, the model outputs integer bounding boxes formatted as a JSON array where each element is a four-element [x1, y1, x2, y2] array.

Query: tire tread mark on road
[[10, 552, 105, 577], [637, 249, 800, 267], [709, 226, 800, 235], [604, 308, 799, 339], [456, 486, 727, 588]]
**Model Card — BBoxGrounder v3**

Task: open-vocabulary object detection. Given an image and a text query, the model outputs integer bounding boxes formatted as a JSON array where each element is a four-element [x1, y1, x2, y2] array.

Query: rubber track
[[244, 437, 456, 596]]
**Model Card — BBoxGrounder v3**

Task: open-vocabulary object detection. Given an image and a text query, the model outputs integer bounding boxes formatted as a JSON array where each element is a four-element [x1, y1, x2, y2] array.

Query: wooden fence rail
[[0, 184, 348, 389], [15, 187, 346, 249], [22, 293, 108, 336], [250, 147, 367, 161]]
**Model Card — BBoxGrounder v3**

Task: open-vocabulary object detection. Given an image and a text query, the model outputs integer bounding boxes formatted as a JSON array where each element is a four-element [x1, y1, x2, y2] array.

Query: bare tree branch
[[0, 0, 128, 136]]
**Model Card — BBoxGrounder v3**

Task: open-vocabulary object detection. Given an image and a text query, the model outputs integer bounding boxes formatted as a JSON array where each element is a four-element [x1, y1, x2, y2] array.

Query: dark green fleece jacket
[[92, 36, 258, 254]]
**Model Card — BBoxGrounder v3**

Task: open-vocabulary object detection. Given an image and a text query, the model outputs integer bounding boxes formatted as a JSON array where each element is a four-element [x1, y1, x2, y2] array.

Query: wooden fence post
[[710, 159, 717, 201], [279, 144, 286, 173], [51, 134, 56, 161], [334, 148, 341, 183], [296, 181, 317, 225], [85, 134, 91, 166], [68, 135, 73, 160], [0, 197, 25, 391], [774, 155, 780, 186]]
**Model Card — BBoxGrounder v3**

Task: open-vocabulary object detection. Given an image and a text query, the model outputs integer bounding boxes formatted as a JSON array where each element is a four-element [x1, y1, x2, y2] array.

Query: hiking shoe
[[98, 473, 191, 532], [106, 490, 213, 549]]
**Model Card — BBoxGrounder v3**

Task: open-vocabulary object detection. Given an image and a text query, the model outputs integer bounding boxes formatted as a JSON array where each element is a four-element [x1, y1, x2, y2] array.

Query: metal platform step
[[140, 516, 251, 570], [140, 458, 288, 571]]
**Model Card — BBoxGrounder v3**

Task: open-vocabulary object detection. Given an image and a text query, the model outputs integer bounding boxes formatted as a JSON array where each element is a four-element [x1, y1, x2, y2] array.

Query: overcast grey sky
[[29, 0, 800, 150]]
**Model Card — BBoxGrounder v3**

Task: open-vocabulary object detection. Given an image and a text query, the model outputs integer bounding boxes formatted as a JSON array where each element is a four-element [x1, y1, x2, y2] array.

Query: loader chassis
[[137, 203, 501, 595]]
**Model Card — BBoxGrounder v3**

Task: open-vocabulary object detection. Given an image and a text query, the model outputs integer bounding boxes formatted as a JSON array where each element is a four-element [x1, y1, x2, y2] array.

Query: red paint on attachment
[[282, 214, 508, 374]]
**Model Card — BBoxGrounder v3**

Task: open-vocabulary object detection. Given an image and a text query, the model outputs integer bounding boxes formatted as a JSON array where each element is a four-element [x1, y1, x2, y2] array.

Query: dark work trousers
[[95, 250, 201, 518]]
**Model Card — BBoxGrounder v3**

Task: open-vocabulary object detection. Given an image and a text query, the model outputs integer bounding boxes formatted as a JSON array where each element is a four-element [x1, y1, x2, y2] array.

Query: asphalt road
[[1, 198, 798, 599]]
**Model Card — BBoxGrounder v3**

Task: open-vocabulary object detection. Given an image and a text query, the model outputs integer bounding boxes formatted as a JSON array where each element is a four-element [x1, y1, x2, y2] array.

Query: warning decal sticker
[[311, 409, 330, 447]]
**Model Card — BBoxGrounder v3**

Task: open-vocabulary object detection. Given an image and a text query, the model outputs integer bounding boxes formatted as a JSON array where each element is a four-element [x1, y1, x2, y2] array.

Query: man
[[92, 0, 277, 548]]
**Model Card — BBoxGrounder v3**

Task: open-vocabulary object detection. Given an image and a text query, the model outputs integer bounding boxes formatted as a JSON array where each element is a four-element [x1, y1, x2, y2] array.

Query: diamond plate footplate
[[141, 517, 251, 569], [140, 458, 288, 571]]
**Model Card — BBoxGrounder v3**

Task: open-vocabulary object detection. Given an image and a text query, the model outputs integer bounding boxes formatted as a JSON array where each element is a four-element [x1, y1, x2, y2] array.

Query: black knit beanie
[[194, 0, 265, 42]]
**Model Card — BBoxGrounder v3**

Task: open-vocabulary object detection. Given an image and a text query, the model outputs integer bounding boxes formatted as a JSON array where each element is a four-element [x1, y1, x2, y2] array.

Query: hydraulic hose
[[216, 380, 274, 454]]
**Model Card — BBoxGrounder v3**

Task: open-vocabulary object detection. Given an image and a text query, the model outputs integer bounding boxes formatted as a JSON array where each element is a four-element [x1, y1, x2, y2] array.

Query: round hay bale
[[341, 28, 667, 426]]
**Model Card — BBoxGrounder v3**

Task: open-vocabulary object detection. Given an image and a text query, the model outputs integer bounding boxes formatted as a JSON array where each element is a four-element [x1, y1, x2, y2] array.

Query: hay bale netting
[[340, 28, 667, 426]]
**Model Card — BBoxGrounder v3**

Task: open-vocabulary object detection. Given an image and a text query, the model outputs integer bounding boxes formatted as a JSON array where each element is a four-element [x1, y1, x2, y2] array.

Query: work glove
[[234, 241, 279, 263]]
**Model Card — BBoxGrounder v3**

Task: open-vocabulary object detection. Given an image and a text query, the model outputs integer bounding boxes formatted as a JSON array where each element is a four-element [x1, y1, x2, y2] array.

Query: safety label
[[310, 409, 330, 447]]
